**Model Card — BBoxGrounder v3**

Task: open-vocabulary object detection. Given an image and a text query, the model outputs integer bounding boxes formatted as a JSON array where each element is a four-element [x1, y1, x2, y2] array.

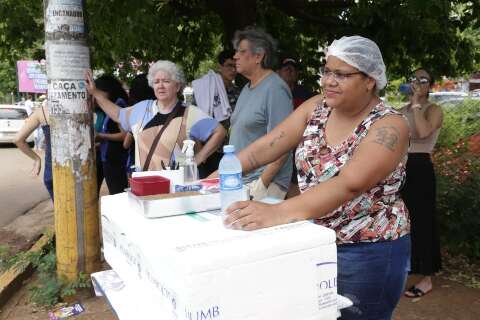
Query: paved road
[[0, 145, 49, 227]]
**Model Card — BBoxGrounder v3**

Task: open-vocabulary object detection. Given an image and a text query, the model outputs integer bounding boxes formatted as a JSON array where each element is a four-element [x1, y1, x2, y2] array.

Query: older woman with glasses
[[400, 69, 443, 299], [222, 35, 411, 319], [85, 61, 226, 172], [227, 27, 293, 200]]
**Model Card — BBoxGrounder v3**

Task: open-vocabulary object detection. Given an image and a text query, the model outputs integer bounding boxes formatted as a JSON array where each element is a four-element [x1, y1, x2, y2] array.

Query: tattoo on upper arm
[[372, 126, 400, 151], [269, 131, 285, 147], [247, 153, 260, 170]]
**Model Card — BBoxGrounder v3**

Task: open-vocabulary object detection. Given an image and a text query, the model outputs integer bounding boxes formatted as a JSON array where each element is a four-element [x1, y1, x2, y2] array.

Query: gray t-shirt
[[229, 72, 293, 190]]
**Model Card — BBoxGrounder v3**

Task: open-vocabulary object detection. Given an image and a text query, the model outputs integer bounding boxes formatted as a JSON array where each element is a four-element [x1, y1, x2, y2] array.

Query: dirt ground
[[393, 275, 480, 320], [0, 273, 479, 320], [0, 277, 117, 320]]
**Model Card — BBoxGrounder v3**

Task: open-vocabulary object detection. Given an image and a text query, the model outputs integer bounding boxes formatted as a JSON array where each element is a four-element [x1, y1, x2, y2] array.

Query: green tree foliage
[[0, 0, 44, 101], [0, 0, 44, 61], [345, 0, 480, 80], [0, 60, 18, 103], [0, 0, 479, 92], [85, 0, 223, 78], [433, 100, 480, 259]]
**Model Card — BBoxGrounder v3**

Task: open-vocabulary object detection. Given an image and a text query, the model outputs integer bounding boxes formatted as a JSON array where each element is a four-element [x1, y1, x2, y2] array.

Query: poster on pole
[[46, 0, 84, 38], [16, 60, 48, 93], [48, 80, 88, 114], [46, 41, 90, 79]]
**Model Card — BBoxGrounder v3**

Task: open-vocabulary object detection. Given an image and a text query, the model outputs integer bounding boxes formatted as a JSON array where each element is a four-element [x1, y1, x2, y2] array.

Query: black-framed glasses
[[320, 67, 364, 82], [409, 76, 430, 85]]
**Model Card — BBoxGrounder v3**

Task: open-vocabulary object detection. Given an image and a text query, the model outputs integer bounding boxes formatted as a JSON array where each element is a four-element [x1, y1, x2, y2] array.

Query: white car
[[429, 91, 469, 105], [0, 104, 34, 144], [430, 91, 480, 107]]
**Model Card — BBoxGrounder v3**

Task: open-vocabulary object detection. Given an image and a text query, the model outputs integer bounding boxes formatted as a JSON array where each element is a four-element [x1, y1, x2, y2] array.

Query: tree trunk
[[206, 0, 257, 46]]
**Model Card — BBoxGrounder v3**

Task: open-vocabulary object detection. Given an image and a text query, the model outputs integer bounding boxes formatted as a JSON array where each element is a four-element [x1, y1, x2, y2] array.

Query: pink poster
[[17, 60, 48, 93]]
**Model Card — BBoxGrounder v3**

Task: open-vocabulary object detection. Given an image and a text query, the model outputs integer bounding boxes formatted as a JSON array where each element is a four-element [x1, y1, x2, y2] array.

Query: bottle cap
[[223, 145, 235, 153]]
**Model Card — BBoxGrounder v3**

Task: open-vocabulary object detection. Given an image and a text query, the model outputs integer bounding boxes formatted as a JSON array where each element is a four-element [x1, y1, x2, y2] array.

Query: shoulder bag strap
[[142, 101, 182, 171]]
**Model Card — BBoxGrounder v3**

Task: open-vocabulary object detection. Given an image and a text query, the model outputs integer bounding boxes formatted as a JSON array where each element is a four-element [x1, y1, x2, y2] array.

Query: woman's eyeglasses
[[409, 76, 430, 85], [320, 67, 364, 82]]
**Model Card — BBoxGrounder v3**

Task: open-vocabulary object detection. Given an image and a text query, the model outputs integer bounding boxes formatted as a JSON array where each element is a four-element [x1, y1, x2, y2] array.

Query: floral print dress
[[295, 101, 410, 244]]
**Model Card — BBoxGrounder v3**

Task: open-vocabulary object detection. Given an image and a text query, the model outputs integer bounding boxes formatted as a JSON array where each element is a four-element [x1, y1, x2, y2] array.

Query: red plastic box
[[129, 176, 170, 196]]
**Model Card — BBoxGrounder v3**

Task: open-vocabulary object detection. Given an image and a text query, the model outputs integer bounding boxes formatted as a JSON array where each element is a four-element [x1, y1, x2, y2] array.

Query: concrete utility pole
[[43, 0, 100, 281]]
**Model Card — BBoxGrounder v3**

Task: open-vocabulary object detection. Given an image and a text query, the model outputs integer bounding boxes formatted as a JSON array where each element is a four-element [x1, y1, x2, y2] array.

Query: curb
[[0, 232, 53, 308]]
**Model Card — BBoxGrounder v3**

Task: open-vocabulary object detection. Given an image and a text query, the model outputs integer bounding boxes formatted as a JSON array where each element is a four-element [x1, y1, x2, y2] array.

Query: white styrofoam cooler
[[101, 192, 338, 320], [92, 270, 353, 320]]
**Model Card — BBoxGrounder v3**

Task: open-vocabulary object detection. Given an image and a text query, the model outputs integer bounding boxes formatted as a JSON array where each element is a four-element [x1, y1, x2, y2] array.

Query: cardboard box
[[101, 193, 338, 320]]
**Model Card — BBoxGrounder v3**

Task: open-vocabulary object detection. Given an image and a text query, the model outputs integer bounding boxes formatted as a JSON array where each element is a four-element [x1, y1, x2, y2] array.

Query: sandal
[[404, 285, 430, 298]]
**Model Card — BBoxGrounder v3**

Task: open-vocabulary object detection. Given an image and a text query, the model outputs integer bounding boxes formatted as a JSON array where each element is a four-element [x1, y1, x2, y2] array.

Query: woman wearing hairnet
[[222, 36, 410, 319]]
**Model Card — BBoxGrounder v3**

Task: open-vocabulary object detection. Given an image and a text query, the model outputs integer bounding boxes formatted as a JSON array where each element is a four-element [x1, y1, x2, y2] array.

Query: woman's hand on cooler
[[31, 158, 41, 176], [223, 200, 290, 231]]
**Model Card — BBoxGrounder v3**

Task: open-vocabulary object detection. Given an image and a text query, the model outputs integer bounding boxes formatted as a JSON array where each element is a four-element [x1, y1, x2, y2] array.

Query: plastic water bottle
[[219, 145, 244, 213]]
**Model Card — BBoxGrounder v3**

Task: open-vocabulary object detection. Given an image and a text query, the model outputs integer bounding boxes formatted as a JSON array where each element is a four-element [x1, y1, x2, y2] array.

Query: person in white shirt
[[24, 94, 34, 116]]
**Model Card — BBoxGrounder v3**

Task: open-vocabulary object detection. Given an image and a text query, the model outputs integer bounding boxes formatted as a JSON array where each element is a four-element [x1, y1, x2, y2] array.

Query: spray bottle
[[181, 139, 199, 185]]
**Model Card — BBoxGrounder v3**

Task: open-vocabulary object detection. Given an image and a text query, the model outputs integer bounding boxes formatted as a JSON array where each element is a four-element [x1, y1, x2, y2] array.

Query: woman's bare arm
[[96, 123, 127, 142], [224, 114, 409, 230], [14, 110, 42, 176], [195, 124, 226, 165], [411, 104, 443, 139], [237, 95, 320, 174], [123, 132, 134, 149]]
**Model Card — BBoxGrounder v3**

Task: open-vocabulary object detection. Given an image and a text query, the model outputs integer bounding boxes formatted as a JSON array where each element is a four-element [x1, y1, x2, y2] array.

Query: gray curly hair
[[147, 60, 186, 89]]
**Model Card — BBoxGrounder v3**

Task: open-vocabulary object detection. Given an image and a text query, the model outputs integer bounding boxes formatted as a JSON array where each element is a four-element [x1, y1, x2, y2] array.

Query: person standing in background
[[85, 60, 225, 172], [277, 57, 314, 109], [93, 75, 130, 195], [33, 95, 47, 151], [401, 68, 443, 298], [24, 94, 34, 116], [15, 101, 54, 201], [192, 49, 241, 177], [227, 27, 293, 200], [277, 56, 315, 199]]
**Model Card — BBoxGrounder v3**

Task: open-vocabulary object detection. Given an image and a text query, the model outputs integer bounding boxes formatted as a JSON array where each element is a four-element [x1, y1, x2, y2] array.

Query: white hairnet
[[326, 35, 387, 90]]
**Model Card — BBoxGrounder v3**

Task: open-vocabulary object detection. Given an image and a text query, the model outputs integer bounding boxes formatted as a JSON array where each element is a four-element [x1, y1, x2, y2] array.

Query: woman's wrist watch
[[411, 103, 422, 110]]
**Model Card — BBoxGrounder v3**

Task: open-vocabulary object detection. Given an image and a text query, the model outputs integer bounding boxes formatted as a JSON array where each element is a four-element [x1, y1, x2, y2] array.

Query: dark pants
[[102, 162, 128, 195], [198, 151, 223, 179], [338, 235, 411, 320], [44, 179, 54, 201], [96, 150, 104, 194], [401, 153, 441, 275]]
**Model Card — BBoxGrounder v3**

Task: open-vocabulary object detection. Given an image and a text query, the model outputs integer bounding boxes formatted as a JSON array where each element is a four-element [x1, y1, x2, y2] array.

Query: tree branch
[[272, 0, 354, 24]]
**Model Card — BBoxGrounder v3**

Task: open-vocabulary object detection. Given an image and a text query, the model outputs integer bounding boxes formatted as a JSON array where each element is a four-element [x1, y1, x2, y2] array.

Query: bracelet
[[411, 104, 422, 110]]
